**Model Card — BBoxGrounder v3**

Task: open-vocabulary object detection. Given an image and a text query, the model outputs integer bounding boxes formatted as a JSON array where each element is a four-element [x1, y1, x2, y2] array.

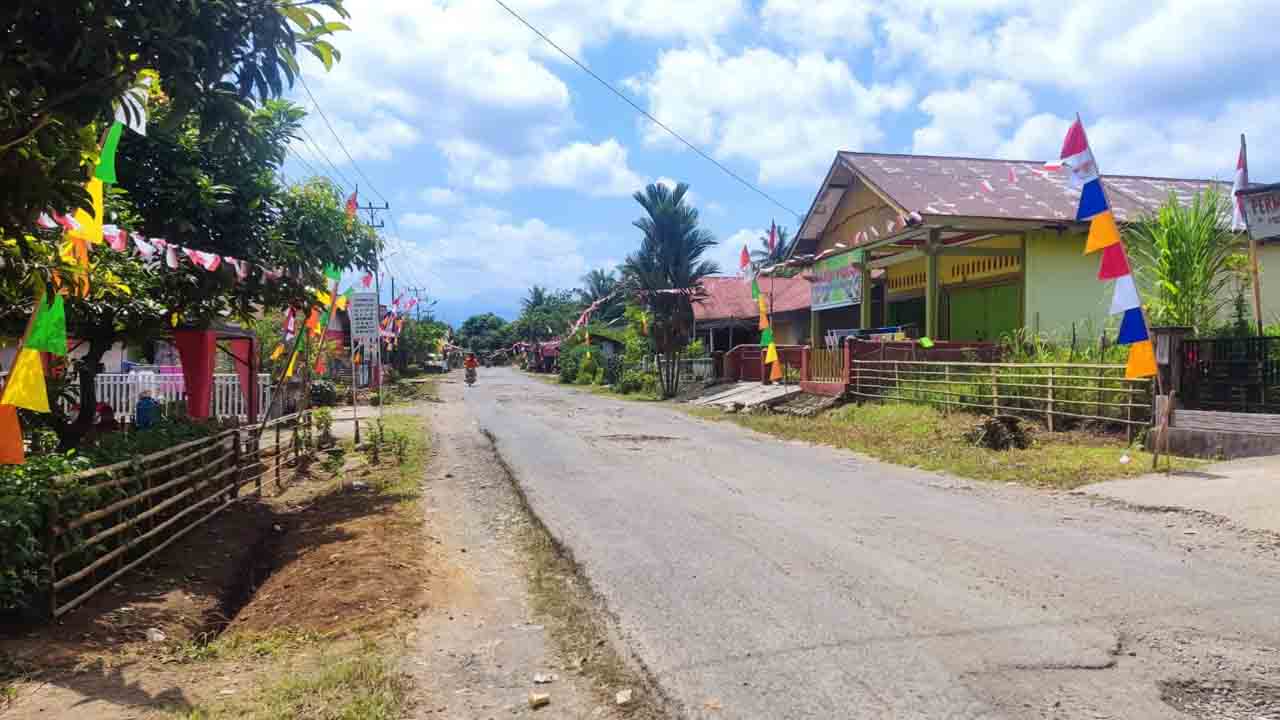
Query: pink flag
[[103, 225, 128, 252], [980, 179, 995, 193], [1007, 166, 1017, 184], [36, 213, 58, 229], [361, 272, 373, 288], [132, 233, 156, 258], [53, 213, 80, 232], [165, 244, 180, 269]]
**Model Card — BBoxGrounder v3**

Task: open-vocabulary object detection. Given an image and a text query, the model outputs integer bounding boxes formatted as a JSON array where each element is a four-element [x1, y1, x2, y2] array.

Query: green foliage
[[617, 369, 659, 397], [310, 379, 339, 407], [603, 354, 625, 386], [320, 445, 345, 475], [1125, 188, 1249, 335], [749, 225, 796, 270], [512, 286, 580, 343], [577, 268, 625, 325], [685, 338, 707, 358], [457, 313, 512, 355], [0, 452, 94, 611], [593, 366, 606, 385], [575, 351, 599, 385], [313, 407, 335, 446], [81, 418, 221, 467]]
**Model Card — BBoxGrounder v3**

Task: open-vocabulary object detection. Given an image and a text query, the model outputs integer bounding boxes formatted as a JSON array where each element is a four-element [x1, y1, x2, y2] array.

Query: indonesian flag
[[1232, 135, 1249, 232], [1058, 117, 1099, 189], [767, 220, 777, 252], [361, 272, 373, 288], [739, 244, 750, 272], [346, 190, 358, 219]]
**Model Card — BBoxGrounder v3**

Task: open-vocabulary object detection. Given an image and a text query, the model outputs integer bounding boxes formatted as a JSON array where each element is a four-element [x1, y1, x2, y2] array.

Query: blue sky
[[285, 0, 1280, 326]]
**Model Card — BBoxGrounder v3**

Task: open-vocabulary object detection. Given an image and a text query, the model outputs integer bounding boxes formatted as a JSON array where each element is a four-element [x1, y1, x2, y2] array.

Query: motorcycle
[[465, 367, 477, 386]]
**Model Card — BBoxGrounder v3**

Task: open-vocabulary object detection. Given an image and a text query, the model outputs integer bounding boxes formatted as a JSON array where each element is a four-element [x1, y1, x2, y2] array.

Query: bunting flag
[[324, 264, 342, 283], [1097, 243, 1130, 280], [37, 213, 58, 230], [284, 350, 298, 378], [95, 122, 125, 184], [115, 77, 151, 135], [270, 343, 285, 360], [770, 357, 783, 381], [69, 178, 105, 246], [133, 234, 156, 258], [362, 272, 373, 288], [0, 349, 50, 413], [760, 327, 774, 347], [0, 405, 24, 465], [315, 289, 332, 307], [346, 191, 358, 219], [25, 294, 68, 356], [1008, 166, 1017, 184], [1125, 339, 1157, 379], [284, 307, 297, 340], [979, 179, 995, 193], [1058, 114, 1155, 377], [165, 244, 180, 269], [336, 289, 352, 311], [306, 308, 321, 335], [764, 342, 779, 365], [103, 225, 128, 252], [751, 276, 761, 301]]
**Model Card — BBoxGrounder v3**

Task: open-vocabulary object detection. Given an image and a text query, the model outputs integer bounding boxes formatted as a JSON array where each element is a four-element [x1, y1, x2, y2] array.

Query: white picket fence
[[0, 372, 272, 423]]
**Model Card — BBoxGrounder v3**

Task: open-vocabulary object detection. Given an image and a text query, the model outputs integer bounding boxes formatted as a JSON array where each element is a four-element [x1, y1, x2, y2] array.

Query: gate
[[1180, 336, 1280, 413]]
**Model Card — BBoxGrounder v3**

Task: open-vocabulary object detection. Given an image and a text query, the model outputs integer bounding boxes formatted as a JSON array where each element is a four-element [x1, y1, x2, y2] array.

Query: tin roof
[[694, 276, 810, 323], [840, 151, 1229, 225]]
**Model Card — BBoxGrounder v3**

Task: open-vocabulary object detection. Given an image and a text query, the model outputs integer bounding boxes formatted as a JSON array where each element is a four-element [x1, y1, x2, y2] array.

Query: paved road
[[466, 368, 1280, 719]]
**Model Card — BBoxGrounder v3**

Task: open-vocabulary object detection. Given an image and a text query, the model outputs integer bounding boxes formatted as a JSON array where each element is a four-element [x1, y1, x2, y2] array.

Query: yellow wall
[[884, 236, 1023, 297], [816, 183, 901, 253], [1260, 244, 1280, 327], [1024, 228, 1111, 338]]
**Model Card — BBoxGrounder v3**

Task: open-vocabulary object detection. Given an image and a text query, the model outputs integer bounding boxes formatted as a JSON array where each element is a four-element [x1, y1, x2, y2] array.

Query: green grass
[[687, 402, 1200, 490], [166, 629, 321, 664], [177, 640, 409, 720]]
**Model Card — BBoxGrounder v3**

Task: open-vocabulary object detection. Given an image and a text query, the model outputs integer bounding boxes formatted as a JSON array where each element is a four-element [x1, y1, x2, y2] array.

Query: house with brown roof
[[693, 275, 810, 351], [788, 151, 1280, 343]]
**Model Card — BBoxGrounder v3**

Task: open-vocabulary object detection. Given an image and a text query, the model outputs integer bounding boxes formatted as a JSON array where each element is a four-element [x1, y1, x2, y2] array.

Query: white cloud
[[420, 187, 461, 206], [710, 228, 762, 276], [381, 206, 592, 302], [401, 212, 442, 230], [912, 79, 1033, 156], [441, 137, 647, 198], [761, 0, 876, 48], [629, 46, 913, 185]]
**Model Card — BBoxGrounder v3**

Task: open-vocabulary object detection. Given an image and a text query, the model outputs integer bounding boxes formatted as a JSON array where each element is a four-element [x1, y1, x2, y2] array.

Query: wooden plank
[[1175, 409, 1280, 434]]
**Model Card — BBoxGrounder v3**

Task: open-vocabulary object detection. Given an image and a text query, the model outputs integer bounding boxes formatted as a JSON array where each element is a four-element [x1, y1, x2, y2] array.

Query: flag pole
[[1241, 134, 1264, 336]]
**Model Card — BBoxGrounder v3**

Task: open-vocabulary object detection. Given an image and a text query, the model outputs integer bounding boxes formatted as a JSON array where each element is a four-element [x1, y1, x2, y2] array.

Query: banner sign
[[349, 292, 380, 345], [1240, 184, 1280, 242], [809, 250, 863, 311]]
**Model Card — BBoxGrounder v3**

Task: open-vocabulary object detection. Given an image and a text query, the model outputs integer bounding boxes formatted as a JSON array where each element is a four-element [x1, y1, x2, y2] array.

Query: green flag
[[26, 294, 68, 356], [323, 264, 342, 283], [751, 276, 760, 300], [94, 121, 124, 184], [759, 327, 774, 347]]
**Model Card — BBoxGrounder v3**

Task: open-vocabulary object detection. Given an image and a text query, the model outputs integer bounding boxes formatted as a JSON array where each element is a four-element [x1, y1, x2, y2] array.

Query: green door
[[947, 284, 1021, 342], [887, 297, 925, 332]]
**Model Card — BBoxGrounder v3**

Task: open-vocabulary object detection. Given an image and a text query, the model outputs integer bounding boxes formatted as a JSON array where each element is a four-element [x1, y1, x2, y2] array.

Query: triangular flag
[[165, 244, 180, 269], [0, 349, 50, 413], [770, 358, 784, 381], [103, 225, 128, 252], [1116, 307, 1149, 344], [26, 294, 68, 356], [345, 191, 358, 219], [37, 213, 58, 229], [115, 77, 151, 135], [284, 351, 298, 378], [336, 290, 351, 311], [765, 342, 779, 364], [0, 405, 24, 465], [315, 289, 332, 306], [323, 264, 342, 283], [362, 273, 373, 288], [1077, 178, 1108, 220], [70, 178, 104, 245], [133, 234, 156, 258], [1110, 274, 1141, 315], [740, 245, 750, 271], [270, 343, 285, 360], [1097, 242, 1131, 279], [760, 327, 774, 347], [94, 121, 125, 184], [1125, 340, 1157, 379], [1060, 117, 1089, 159], [751, 277, 761, 300], [1084, 210, 1122, 254]]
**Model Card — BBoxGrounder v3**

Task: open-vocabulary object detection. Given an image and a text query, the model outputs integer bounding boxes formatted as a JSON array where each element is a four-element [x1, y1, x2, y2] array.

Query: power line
[[285, 146, 324, 183], [298, 124, 357, 191], [296, 69, 390, 206], [490, 0, 800, 219]]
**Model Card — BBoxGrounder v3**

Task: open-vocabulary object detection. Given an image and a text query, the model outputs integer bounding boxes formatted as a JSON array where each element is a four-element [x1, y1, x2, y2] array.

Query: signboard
[[1240, 184, 1280, 242], [348, 292, 380, 345], [809, 250, 863, 311]]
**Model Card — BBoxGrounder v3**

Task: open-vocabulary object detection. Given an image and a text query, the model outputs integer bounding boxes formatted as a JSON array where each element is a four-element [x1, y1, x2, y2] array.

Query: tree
[[621, 181, 719, 398], [577, 268, 624, 325], [1125, 188, 1249, 336], [0, 0, 350, 239], [512, 287, 579, 343], [750, 225, 794, 270], [397, 317, 450, 369], [457, 313, 513, 355]]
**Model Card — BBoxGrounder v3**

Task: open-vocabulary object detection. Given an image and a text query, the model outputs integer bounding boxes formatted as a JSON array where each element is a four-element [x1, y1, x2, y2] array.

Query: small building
[[789, 151, 1280, 343], [693, 276, 811, 350]]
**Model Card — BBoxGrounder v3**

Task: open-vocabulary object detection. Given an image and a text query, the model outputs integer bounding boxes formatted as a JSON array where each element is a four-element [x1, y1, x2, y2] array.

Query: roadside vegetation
[[688, 402, 1199, 489]]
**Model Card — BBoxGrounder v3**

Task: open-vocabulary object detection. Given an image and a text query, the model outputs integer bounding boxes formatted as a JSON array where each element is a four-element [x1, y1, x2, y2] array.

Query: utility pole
[[406, 287, 430, 321], [355, 187, 391, 438]]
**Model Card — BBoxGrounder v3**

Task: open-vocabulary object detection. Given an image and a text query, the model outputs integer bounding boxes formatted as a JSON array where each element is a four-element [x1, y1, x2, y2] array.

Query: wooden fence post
[[232, 428, 242, 497], [1047, 367, 1055, 431], [944, 365, 951, 414], [274, 420, 282, 491], [893, 360, 901, 401], [46, 496, 58, 620]]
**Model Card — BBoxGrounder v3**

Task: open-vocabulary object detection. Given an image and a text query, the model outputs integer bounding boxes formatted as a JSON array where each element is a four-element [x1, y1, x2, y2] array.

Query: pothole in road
[[597, 434, 681, 444], [1161, 679, 1280, 719]]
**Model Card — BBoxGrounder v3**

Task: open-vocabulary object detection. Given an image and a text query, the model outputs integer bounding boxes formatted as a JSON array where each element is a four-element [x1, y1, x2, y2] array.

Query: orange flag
[[769, 358, 783, 381], [0, 405, 24, 465]]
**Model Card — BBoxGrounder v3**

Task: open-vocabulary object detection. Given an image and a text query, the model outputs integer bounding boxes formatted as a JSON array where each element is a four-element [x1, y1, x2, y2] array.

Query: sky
[[284, 0, 1280, 326]]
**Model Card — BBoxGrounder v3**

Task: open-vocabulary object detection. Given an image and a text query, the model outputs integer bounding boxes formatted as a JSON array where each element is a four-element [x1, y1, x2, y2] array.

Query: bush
[[617, 368, 659, 396], [310, 379, 339, 407], [593, 367, 606, 385], [0, 453, 94, 612], [603, 355, 624, 386], [559, 353, 579, 384], [314, 407, 335, 447], [575, 351, 599, 385], [83, 418, 222, 466]]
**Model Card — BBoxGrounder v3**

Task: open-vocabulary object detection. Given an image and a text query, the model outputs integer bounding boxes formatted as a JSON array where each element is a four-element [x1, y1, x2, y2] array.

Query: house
[[693, 276, 811, 350], [788, 151, 1280, 343]]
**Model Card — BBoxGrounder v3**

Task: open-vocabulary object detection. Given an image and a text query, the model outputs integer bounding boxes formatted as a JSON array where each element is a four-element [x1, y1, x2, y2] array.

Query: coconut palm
[[577, 268, 624, 325], [750, 225, 794, 270], [1125, 187, 1249, 335], [622, 181, 720, 397]]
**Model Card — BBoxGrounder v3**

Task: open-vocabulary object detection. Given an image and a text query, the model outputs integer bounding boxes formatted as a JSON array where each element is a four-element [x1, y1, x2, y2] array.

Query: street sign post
[[348, 292, 380, 444]]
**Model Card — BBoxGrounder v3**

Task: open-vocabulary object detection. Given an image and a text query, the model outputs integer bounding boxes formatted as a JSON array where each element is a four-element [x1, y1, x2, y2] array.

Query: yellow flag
[[270, 343, 285, 360], [69, 178, 105, 245], [335, 294, 348, 311], [765, 342, 778, 365], [0, 349, 50, 413], [1125, 339, 1157, 379], [1084, 210, 1122, 254], [284, 351, 298, 378], [315, 290, 332, 306]]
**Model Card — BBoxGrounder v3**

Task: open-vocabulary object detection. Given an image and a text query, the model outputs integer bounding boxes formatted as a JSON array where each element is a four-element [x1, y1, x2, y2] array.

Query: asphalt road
[[465, 368, 1280, 719]]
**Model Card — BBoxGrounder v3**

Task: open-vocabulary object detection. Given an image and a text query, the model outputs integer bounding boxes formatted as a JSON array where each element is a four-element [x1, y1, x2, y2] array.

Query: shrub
[[617, 368, 659, 396], [314, 407, 335, 447], [575, 351, 599, 385], [310, 379, 339, 407], [593, 367, 606, 385], [83, 418, 222, 466], [603, 355, 624, 386]]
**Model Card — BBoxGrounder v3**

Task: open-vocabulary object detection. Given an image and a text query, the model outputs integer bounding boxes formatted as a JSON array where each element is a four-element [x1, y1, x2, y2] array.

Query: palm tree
[[622, 181, 719, 397], [577, 268, 623, 325], [749, 225, 794, 270], [522, 285, 550, 314], [1125, 187, 1248, 335]]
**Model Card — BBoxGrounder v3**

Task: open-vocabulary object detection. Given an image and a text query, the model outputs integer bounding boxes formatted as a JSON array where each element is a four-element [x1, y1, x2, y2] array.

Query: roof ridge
[[838, 150, 1226, 184]]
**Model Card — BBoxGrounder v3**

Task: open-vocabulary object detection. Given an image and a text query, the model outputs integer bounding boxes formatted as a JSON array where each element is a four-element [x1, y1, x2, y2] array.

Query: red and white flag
[[1232, 134, 1249, 232], [739, 244, 750, 274], [345, 190, 359, 219], [361, 272, 373, 288], [767, 220, 777, 252]]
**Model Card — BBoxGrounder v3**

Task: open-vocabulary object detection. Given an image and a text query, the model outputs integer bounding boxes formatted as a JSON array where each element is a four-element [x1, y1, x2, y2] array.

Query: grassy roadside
[[687, 402, 1200, 490], [172, 410, 430, 720]]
